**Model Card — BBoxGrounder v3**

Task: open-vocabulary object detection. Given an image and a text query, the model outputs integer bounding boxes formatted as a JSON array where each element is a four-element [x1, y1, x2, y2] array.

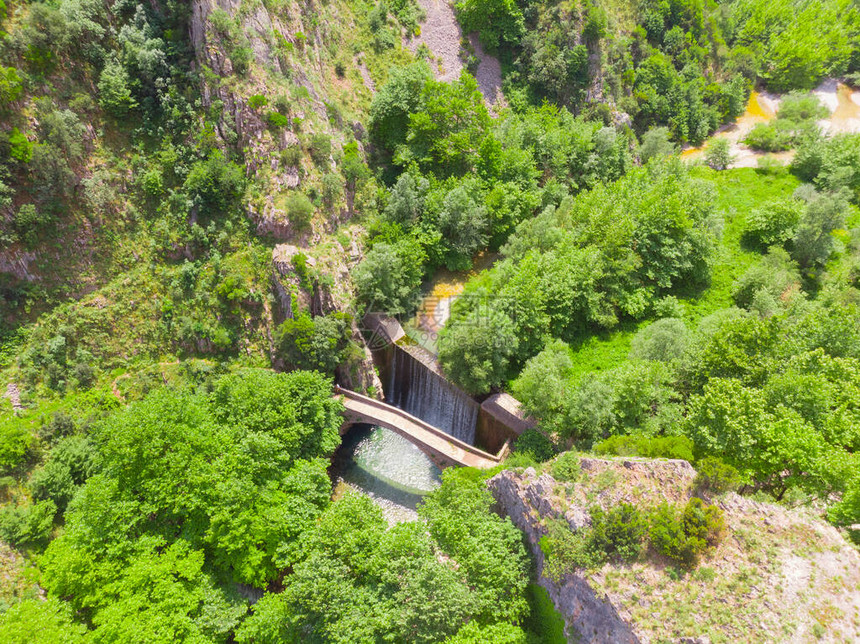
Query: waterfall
[[386, 343, 479, 445]]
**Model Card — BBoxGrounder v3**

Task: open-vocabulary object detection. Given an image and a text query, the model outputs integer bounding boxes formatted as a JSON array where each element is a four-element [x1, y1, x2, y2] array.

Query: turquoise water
[[334, 425, 442, 523]]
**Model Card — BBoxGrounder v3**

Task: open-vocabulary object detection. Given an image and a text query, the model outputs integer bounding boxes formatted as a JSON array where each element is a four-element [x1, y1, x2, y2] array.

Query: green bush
[[649, 499, 725, 568], [13, 204, 51, 248], [308, 133, 332, 167], [0, 499, 56, 548], [540, 519, 603, 582], [0, 418, 32, 475], [283, 192, 315, 230], [592, 434, 695, 463], [705, 138, 733, 170], [513, 429, 557, 462], [683, 498, 726, 548], [742, 199, 803, 247], [630, 317, 690, 362], [8, 128, 32, 163], [281, 145, 302, 167], [693, 457, 741, 496], [266, 111, 289, 129], [743, 123, 792, 152], [230, 45, 253, 75], [454, 0, 525, 50], [590, 503, 648, 562], [550, 452, 580, 482], [248, 94, 268, 109]]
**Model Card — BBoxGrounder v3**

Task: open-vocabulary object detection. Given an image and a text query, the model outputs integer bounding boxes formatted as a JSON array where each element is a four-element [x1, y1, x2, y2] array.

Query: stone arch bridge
[[334, 386, 508, 469]]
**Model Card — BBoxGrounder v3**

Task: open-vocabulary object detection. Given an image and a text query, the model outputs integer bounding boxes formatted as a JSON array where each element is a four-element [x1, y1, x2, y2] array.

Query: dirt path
[[406, 0, 503, 105]]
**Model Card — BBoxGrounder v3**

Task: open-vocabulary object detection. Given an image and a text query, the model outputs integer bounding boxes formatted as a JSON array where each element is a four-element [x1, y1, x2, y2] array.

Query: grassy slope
[[562, 165, 801, 384]]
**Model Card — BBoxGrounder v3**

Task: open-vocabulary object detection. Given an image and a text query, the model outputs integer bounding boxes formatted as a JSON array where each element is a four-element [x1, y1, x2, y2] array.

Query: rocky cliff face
[[188, 0, 348, 239], [489, 458, 860, 643], [270, 232, 383, 397]]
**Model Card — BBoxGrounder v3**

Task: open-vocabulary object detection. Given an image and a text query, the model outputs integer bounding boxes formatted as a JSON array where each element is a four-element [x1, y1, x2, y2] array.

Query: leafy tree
[[0, 598, 87, 644], [705, 138, 733, 170], [401, 73, 492, 176], [420, 468, 530, 623], [683, 378, 827, 498], [353, 237, 427, 316], [454, 0, 525, 50], [438, 304, 519, 394], [639, 127, 678, 163], [512, 339, 573, 435], [369, 62, 433, 154], [435, 181, 489, 269], [383, 172, 429, 227], [98, 59, 137, 116], [791, 189, 848, 269], [277, 312, 351, 374]]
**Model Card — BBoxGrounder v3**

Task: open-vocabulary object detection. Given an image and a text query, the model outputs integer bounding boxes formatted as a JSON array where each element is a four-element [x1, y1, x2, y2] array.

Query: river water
[[333, 424, 442, 523]]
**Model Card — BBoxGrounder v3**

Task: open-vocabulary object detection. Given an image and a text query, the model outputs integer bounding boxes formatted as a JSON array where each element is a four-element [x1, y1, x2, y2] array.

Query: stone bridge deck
[[335, 386, 507, 469]]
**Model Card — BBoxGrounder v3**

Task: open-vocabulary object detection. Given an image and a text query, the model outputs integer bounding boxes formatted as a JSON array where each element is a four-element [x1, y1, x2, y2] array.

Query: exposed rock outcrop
[[269, 232, 383, 398], [489, 458, 860, 643]]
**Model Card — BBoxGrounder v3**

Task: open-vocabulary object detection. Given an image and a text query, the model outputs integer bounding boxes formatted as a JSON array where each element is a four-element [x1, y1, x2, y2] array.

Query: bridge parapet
[[334, 386, 507, 469]]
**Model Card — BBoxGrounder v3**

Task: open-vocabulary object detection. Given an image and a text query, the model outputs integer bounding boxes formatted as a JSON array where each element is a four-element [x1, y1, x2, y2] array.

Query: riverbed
[[682, 80, 860, 168]]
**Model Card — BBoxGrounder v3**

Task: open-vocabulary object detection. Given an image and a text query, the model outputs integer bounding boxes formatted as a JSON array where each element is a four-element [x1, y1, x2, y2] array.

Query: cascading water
[[387, 343, 479, 445]]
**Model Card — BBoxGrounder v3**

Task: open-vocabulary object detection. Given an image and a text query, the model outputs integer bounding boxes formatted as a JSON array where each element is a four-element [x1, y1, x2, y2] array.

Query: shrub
[[593, 435, 695, 462], [540, 519, 603, 582], [277, 312, 351, 374], [743, 123, 792, 152], [321, 172, 343, 206], [0, 419, 32, 475], [282, 192, 314, 230], [248, 94, 268, 110], [281, 145, 302, 167], [742, 199, 803, 247], [13, 204, 51, 248], [630, 317, 690, 362], [550, 452, 580, 482], [513, 429, 556, 462], [649, 499, 725, 568], [777, 92, 828, 122], [590, 503, 648, 562], [230, 46, 253, 75], [693, 457, 741, 496], [0, 499, 56, 548], [266, 111, 289, 129], [682, 498, 726, 548], [308, 133, 332, 167], [705, 138, 733, 170], [454, 0, 525, 50], [8, 128, 32, 163]]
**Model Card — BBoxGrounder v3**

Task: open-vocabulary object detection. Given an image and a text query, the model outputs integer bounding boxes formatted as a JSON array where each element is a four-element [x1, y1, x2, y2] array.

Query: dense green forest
[[1, 0, 859, 640]]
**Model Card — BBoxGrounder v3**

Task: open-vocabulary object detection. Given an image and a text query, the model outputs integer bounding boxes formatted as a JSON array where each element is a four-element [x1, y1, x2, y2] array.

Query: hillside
[[1, 0, 860, 641], [491, 456, 860, 643]]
